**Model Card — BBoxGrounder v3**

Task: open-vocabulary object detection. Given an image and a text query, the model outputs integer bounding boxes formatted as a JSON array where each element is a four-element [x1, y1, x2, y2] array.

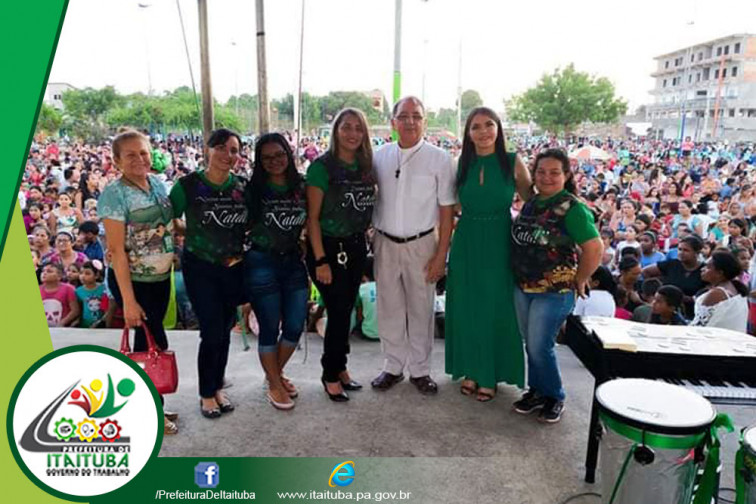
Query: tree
[[319, 91, 386, 125], [37, 103, 63, 135], [228, 93, 259, 134], [427, 107, 457, 132], [506, 64, 627, 135], [460, 89, 483, 122], [61, 86, 121, 141]]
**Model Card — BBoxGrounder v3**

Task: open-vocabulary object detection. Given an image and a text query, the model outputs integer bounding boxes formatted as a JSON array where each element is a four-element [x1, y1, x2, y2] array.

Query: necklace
[[120, 174, 150, 192], [395, 143, 425, 179]]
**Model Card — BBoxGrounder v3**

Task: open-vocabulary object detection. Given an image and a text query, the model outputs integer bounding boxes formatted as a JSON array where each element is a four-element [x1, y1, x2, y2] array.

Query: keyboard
[[658, 377, 756, 404], [564, 315, 756, 483]]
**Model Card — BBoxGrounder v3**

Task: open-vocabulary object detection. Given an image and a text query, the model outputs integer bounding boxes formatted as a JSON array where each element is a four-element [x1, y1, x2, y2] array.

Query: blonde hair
[[329, 108, 373, 174], [112, 128, 150, 161]]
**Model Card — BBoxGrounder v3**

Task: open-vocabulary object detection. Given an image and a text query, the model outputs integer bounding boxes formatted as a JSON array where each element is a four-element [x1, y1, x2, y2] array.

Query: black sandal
[[200, 400, 221, 419], [460, 380, 477, 396], [476, 388, 496, 402], [216, 392, 235, 414]]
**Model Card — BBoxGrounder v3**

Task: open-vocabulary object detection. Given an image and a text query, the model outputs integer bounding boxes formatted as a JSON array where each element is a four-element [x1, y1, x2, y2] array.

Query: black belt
[[377, 228, 434, 244]]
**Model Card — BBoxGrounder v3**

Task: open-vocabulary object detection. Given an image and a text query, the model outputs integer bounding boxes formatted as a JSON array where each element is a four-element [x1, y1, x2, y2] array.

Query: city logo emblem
[[194, 462, 220, 488], [329, 461, 355, 487], [8, 347, 161, 499], [21, 375, 133, 451]]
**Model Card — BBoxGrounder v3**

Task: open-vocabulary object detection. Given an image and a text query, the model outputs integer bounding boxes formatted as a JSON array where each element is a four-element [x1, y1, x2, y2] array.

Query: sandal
[[280, 375, 298, 399], [164, 410, 179, 422], [476, 388, 496, 402], [460, 380, 477, 397], [267, 391, 295, 410], [215, 392, 235, 414], [164, 416, 179, 435], [200, 399, 222, 419]]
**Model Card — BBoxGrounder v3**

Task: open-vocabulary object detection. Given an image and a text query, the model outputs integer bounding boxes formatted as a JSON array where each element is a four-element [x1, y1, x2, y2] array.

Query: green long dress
[[445, 152, 525, 389]]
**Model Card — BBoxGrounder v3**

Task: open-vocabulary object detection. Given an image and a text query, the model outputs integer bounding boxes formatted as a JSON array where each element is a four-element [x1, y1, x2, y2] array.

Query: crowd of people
[[20, 95, 756, 434]]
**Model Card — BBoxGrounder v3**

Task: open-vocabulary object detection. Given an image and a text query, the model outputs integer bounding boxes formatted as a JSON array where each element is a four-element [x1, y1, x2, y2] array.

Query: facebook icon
[[194, 462, 220, 488]]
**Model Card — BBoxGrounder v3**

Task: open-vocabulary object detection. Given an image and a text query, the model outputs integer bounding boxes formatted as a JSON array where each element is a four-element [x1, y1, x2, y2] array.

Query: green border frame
[[6, 345, 164, 502], [0, 0, 69, 261]]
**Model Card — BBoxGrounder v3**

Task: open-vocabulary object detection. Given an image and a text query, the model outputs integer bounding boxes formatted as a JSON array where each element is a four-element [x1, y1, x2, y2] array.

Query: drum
[[739, 425, 756, 504], [596, 378, 716, 504]]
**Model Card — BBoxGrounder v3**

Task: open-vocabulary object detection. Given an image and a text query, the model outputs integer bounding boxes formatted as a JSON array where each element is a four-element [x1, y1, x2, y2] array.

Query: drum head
[[597, 378, 716, 435], [745, 426, 756, 453]]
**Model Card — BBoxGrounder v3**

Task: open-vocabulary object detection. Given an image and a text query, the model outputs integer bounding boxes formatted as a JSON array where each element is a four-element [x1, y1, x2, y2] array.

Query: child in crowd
[[614, 285, 632, 320], [39, 263, 79, 327], [727, 218, 748, 248], [650, 285, 687, 325], [734, 247, 752, 286], [24, 203, 45, 234], [66, 263, 81, 288], [600, 228, 616, 269], [352, 258, 378, 340], [76, 261, 111, 328], [77, 220, 104, 261], [631, 278, 662, 322], [573, 266, 616, 317], [614, 225, 641, 265]]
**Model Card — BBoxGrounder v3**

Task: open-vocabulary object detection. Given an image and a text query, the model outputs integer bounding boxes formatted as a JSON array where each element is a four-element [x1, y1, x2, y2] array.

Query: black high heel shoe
[[340, 379, 363, 391], [339, 371, 362, 391], [321, 378, 349, 402]]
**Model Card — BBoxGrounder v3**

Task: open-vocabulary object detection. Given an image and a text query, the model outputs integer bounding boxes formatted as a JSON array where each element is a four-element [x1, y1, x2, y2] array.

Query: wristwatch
[[314, 256, 328, 267]]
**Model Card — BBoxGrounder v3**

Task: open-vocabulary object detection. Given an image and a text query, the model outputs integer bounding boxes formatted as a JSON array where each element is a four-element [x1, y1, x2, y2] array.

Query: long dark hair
[[78, 172, 97, 203], [249, 133, 302, 220], [329, 108, 373, 175], [709, 250, 749, 296], [456, 107, 511, 188], [206, 128, 242, 150], [533, 148, 577, 194]]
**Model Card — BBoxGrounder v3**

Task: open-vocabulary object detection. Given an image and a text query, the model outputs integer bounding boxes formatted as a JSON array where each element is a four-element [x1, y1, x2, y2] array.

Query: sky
[[48, 0, 756, 115]]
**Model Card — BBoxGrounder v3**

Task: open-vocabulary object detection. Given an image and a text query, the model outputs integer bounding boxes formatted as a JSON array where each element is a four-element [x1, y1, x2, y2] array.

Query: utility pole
[[678, 45, 692, 155], [256, 0, 271, 134], [456, 40, 462, 138], [678, 20, 695, 153], [421, 0, 428, 104], [390, 0, 402, 141], [138, 4, 154, 97], [198, 0, 214, 142], [231, 41, 239, 117], [393, 0, 402, 105], [294, 0, 306, 146]]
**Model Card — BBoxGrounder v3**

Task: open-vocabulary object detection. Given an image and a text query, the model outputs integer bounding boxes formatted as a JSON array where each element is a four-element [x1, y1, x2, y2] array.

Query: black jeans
[[182, 250, 244, 399], [306, 233, 367, 382], [107, 268, 170, 351]]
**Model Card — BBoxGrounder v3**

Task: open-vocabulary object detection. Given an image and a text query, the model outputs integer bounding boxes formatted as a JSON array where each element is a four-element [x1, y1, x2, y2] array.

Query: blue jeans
[[513, 288, 575, 401], [244, 248, 309, 353]]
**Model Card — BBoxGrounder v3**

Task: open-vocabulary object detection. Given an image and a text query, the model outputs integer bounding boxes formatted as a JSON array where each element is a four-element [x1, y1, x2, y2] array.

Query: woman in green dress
[[445, 107, 533, 401]]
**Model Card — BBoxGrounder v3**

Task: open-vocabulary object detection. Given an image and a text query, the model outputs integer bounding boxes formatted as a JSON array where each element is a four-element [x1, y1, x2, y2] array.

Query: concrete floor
[[50, 328, 754, 504]]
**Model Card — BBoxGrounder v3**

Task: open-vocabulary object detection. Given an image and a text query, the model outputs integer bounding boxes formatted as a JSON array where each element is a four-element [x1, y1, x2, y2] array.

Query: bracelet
[[314, 256, 328, 267]]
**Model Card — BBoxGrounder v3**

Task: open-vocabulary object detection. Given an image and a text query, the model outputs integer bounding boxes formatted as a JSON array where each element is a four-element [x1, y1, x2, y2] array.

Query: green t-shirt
[[170, 171, 248, 265], [512, 190, 599, 293], [533, 190, 599, 245], [305, 156, 375, 237], [355, 282, 378, 339], [306, 158, 358, 192], [246, 180, 307, 254]]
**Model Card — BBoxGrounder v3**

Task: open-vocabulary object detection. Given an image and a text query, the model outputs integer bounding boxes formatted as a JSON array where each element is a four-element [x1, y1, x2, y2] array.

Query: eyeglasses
[[394, 114, 425, 124], [261, 151, 288, 163]]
